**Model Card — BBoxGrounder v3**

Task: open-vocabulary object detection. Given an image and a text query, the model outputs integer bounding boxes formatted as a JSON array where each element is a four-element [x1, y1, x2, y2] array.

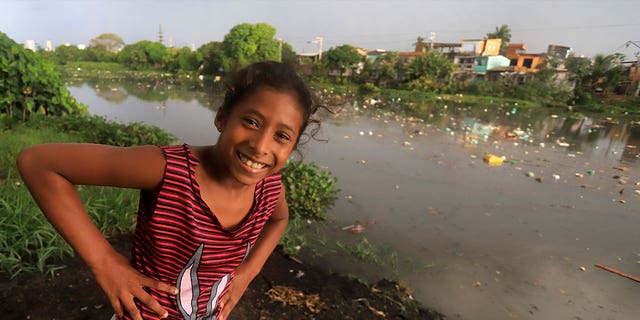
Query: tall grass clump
[[0, 115, 176, 277]]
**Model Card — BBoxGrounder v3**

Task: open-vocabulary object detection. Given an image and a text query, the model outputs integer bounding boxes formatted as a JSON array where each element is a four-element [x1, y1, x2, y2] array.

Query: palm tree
[[486, 24, 511, 54], [589, 53, 625, 95]]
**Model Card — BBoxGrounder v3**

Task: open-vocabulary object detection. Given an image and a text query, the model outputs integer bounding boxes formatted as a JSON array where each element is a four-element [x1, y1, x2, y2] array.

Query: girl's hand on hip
[[218, 265, 254, 320], [92, 250, 178, 320]]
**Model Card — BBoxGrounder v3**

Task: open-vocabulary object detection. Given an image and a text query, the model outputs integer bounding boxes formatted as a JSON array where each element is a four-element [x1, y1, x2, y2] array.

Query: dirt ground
[[0, 234, 444, 320]]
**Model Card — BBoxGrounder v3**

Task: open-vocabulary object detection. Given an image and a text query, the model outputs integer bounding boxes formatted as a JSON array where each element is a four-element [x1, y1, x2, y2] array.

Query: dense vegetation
[[0, 32, 87, 121]]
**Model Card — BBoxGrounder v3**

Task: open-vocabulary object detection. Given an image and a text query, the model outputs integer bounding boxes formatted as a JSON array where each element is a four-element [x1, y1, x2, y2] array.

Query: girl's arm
[[16, 143, 178, 320], [218, 184, 290, 320]]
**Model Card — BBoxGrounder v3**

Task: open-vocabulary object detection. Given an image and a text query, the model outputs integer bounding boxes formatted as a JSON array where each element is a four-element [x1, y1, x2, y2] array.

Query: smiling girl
[[17, 61, 320, 320]]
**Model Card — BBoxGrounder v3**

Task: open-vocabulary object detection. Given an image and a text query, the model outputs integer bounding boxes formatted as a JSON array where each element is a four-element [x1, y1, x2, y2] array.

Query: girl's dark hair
[[219, 61, 321, 148]]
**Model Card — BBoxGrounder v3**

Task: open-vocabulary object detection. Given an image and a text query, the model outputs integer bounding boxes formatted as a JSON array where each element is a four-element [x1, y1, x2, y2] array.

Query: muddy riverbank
[[0, 233, 443, 320]]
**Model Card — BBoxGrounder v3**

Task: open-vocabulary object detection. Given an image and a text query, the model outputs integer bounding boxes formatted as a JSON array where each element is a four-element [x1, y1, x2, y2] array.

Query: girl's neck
[[200, 145, 256, 193]]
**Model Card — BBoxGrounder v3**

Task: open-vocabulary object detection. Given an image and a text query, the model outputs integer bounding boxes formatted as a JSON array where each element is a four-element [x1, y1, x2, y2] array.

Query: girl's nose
[[249, 131, 270, 155]]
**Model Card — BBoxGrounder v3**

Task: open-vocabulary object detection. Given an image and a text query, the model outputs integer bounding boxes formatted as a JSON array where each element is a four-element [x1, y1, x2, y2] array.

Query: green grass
[[0, 115, 175, 278], [336, 238, 382, 265]]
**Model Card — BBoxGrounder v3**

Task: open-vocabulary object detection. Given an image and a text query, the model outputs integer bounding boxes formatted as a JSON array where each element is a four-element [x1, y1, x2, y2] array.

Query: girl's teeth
[[242, 155, 264, 169]]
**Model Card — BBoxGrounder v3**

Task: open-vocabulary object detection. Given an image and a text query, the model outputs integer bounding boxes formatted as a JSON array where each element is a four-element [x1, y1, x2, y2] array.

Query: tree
[[90, 33, 125, 52], [487, 24, 511, 54], [281, 42, 297, 65], [534, 57, 560, 83], [222, 23, 280, 71], [52, 44, 85, 64], [118, 41, 167, 70], [83, 46, 117, 62], [324, 44, 361, 77], [405, 51, 456, 92], [590, 53, 625, 95], [360, 52, 401, 87], [197, 41, 225, 75], [566, 56, 593, 103], [165, 46, 201, 73]]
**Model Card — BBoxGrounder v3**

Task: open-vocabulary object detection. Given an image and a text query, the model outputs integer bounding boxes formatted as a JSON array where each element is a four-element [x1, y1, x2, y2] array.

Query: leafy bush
[[0, 31, 88, 121], [280, 160, 338, 221], [14, 114, 177, 147], [358, 82, 381, 97]]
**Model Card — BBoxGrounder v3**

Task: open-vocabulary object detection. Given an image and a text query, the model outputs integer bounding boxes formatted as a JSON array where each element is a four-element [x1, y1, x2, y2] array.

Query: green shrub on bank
[[42, 115, 174, 146], [281, 160, 338, 221]]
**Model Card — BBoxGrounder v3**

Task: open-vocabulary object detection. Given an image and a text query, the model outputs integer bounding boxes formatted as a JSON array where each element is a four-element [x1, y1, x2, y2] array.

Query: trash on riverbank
[[483, 154, 504, 166], [342, 220, 377, 234], [595, 263, 640, 283], [266, 285, 324, 313], [556, 139, 570, 147], [353, 298, 386, 317]]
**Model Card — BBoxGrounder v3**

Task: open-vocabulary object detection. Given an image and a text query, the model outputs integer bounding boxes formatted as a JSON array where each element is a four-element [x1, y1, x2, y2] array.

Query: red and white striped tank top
[[124, 144, 282, 319]]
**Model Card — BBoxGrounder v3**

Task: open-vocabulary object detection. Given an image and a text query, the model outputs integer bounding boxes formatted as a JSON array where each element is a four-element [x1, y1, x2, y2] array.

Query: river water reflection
[[68, 80, 640, 320]]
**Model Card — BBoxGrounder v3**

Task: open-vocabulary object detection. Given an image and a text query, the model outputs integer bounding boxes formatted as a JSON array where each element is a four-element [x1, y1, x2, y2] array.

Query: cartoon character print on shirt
[[176, 243, 251, 320]]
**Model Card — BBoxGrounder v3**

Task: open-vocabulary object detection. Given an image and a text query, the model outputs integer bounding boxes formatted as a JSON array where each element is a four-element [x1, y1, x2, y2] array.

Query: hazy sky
[[1, 0, 639, 59]]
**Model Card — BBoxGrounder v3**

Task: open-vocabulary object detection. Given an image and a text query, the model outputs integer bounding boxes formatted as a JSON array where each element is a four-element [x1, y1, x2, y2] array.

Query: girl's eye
[[276, 132, 291, 141], [244, 118, 259, 127]]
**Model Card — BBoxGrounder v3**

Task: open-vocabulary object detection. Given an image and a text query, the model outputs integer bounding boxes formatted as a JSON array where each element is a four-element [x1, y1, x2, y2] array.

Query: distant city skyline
[[1, 0, 639, 59]]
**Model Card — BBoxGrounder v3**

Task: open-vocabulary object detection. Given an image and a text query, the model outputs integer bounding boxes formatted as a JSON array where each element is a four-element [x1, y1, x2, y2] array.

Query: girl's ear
[[214, 109, 224, 132]]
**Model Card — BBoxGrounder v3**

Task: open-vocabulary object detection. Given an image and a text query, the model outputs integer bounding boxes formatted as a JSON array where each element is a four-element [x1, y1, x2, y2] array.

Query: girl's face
[[214, 87, 303, 186]]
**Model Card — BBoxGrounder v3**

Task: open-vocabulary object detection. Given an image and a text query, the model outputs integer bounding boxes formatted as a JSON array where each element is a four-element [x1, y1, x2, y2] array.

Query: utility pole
[[429, 32, 436, 50], [634, 58, 640, 97]]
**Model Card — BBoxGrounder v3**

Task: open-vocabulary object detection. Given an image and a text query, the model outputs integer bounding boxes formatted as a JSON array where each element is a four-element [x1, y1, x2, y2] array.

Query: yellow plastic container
[[483, 154, 504, 166]]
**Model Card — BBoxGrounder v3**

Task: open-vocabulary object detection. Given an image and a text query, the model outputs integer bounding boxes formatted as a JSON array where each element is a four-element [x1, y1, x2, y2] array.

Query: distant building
[[547, 45, 573, 59], [45, 40, 53, 52], [397, 51, 422, 64], [414, 42, 461, 60], [505, 44, 527, 61], [513, 53, 544, 73], [366, 49, 387, 62], [77, 44, 86, 50], [460, 38, 502, 56], [25, 40, 36, 51], [473, 55, 511, 74]]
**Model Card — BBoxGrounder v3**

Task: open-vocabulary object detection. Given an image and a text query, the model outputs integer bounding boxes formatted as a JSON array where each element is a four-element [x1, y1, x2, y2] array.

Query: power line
[[291, 23, 640, 41]]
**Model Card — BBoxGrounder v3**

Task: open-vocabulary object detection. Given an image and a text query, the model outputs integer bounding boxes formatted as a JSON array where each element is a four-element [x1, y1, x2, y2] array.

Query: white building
[[45, 40, 53, 52], [25, 40, 35, 51]]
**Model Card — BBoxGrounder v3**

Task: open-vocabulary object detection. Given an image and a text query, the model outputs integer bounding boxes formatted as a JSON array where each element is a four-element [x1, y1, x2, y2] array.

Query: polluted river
[[68, 80, 640, 320]]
